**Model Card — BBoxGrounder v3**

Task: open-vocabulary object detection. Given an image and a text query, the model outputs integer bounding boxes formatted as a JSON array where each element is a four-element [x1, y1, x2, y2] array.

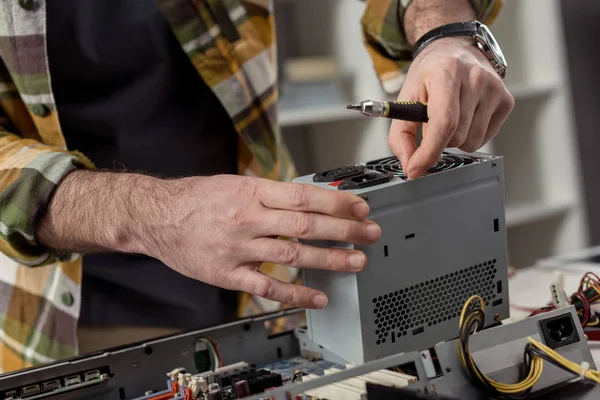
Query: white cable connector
[[550, 282, 570, 309], [188, 378, 203, 397], [580, 361, 590, 379], [167, 367, 185, 381]]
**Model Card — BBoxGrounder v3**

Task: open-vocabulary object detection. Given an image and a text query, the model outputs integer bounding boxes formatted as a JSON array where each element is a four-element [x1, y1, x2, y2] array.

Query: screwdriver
[[346, 100, 428, 123]]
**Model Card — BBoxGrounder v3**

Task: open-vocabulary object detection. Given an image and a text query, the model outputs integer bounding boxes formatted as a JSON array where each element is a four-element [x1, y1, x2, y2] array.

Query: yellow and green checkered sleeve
[[360, 0, 504, 94]]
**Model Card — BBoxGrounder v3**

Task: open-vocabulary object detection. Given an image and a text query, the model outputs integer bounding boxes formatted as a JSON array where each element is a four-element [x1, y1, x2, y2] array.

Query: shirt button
[[31, 104, 49, 117], [62, 292, 74, 307], [18, 0, 37, 11]]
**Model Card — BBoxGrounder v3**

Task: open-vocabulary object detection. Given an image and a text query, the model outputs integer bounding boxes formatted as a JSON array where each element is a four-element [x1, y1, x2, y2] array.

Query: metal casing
[[294, 150, 510, 365]]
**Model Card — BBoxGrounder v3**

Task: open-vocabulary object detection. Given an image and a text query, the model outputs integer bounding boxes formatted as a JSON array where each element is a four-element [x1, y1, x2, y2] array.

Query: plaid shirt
[[0, 0, 501, 372]]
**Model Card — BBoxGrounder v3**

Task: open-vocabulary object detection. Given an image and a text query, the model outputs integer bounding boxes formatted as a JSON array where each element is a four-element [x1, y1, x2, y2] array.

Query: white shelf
[[506, 198, 575, 228], [280, 104, 362, 127], [278, 79, 362, 127], [509, 81, 558, 100]]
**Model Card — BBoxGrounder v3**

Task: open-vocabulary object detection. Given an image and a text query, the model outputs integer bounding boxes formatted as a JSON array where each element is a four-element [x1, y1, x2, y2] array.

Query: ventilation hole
[[405, 233, 415, 240], [377, 340, 381, 345], [493, 258, 497, 264], [384, 245, 388, 257], [382, 338, 386, 343], [391, 331, 396, 343]]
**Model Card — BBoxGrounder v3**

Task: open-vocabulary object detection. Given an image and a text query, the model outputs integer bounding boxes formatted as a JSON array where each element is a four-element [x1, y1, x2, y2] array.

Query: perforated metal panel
[[371, 260, 499, 345]]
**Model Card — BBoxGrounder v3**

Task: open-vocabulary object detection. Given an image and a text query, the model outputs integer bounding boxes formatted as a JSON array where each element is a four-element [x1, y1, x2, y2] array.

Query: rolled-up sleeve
[[360, 0, 504, 94], [0, 126, 94, 267]]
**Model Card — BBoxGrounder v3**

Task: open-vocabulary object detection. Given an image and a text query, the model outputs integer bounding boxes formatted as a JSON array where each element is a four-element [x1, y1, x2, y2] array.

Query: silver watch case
[[474, 22, 507, 79]]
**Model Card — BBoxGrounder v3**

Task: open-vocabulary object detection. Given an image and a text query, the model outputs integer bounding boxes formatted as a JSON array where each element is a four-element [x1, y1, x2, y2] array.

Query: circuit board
[[128, 356, 415, 400]]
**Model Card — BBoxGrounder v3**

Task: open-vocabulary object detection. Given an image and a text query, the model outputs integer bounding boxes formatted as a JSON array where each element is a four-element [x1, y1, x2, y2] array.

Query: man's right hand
[[37, 171, 381, 309]]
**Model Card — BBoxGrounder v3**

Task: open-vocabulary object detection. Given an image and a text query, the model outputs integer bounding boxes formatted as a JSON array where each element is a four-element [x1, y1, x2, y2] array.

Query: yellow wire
[[458, 295, 544, 394], [527, 337, 600, 384]]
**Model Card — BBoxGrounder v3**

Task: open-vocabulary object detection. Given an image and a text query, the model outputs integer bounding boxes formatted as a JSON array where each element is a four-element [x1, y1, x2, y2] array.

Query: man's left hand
[[388, 37, 515, 180]]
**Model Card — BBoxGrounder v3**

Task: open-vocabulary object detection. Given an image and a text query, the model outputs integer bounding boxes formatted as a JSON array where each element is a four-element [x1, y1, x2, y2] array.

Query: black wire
[[458, 309, 536, 400], [524, 344, 581, 377]]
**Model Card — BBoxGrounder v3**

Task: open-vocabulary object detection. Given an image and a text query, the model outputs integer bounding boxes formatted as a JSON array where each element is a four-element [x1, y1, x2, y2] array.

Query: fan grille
[[365, 152, 479, 179], [371, 259, 498, 345]]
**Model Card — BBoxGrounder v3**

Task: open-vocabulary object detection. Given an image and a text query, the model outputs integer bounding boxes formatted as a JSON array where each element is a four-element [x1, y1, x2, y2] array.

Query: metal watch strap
[[412, 21, 479, 59]]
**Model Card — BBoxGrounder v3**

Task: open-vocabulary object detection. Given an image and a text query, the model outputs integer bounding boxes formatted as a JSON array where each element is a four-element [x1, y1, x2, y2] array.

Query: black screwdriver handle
[[385, 101, 429, 123]]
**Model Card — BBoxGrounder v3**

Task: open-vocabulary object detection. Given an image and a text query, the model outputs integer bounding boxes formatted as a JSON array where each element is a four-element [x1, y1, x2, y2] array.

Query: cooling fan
[[364, 152, 479, 179]]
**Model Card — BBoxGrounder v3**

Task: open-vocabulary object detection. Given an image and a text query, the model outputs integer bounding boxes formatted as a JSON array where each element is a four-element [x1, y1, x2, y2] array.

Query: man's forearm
[[404, 0, 477, 45], [36, 170, 183, 256]]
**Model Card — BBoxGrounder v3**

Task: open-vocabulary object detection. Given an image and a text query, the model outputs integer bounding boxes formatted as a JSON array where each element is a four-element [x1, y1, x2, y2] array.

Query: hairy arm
[[35, 170, 182, 256], [404, 0, 477, 44]]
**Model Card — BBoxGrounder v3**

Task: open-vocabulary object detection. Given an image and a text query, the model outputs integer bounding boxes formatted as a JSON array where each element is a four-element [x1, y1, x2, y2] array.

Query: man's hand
[[389, 0, 515, 180], [37, 171, 381, 309], [146, 175, 380, 309]]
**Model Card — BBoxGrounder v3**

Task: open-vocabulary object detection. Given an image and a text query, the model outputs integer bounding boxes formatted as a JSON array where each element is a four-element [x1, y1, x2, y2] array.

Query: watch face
[[479, 24, 507, 69]]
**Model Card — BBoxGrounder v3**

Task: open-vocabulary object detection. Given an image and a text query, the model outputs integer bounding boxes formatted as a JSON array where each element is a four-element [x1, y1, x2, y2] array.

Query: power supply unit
[[294, 150, 510, 365]]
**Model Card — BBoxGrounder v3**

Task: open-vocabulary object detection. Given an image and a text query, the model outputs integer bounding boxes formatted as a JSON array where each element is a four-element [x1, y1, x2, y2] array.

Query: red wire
[[206, 337, 223, 366], [510, 303, 541, 313]]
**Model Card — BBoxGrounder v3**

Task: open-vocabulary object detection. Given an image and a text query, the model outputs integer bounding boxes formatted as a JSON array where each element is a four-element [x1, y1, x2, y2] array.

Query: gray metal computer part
[[245, 306, 599, 400], [294, 150, 510, 365]]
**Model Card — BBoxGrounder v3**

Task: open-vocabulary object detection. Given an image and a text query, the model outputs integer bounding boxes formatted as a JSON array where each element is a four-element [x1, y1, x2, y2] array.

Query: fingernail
[[353, 202, 369, 218], [348, 252, 365, 270], [314, 295, 328, 308], [365, 223, 381, 242], [408, 167, 425, 180]]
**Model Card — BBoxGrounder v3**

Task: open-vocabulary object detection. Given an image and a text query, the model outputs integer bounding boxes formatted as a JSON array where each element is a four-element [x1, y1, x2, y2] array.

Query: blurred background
[[273, 0, 595, 269]]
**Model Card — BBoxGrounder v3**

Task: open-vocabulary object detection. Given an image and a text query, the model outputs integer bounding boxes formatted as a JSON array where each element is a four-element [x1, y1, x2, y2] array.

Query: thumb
[[388, 118, 419, 173]]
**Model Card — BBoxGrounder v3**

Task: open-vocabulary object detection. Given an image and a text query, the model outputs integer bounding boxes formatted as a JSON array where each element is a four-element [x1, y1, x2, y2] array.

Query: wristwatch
[[412, 21, 507, 79]]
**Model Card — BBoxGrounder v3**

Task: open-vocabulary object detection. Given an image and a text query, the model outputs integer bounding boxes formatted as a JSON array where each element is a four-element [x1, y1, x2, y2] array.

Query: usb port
[[5, 390, 16, 399], [20, 385, 41, 396], [64, 375, 82, 386], [84, 370, 101, 381], [42, 380, 61, 391]]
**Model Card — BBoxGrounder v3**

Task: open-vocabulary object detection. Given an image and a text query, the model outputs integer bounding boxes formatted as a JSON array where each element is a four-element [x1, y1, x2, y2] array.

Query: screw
[[445, 367, 451, 373], [491, 162, 497, 168], [182, 348, 189, 356], [421, 353, 427, 359], [495, 313, 501, 321]]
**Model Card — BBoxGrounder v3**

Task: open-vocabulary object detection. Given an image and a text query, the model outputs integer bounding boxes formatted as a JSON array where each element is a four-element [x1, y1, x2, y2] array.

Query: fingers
[[257, 179, 370, 219], [230, 267, 329, 309], [261, 210, 381, 244], [247, 237, 368, 273], [388, 118, 419, 171], [460, 83, 514, 152], [446, 78, 480, 149], [483, 89, 515, 145], [458, 103, 494, 153], [406, 71, 461, 180]]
